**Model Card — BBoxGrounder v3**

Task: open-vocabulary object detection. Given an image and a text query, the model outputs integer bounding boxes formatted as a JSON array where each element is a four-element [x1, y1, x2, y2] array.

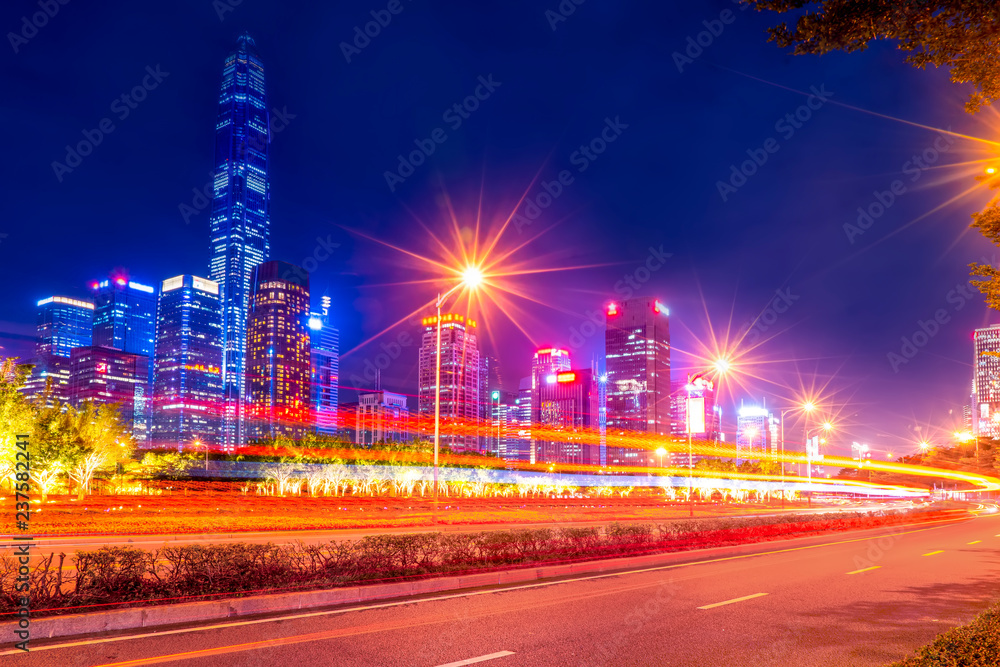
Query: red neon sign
[[95, 362, 108, 374], [556, 372, 576, 383], [607, 303, 618, 316]]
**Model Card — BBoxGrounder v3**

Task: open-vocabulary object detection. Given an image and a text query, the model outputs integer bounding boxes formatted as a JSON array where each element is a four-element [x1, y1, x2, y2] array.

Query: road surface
[[4, 509, 997, 665]]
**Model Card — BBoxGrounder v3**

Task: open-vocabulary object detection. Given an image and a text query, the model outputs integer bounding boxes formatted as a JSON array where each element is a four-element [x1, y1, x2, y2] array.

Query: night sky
[[2, 0, 996, 457]]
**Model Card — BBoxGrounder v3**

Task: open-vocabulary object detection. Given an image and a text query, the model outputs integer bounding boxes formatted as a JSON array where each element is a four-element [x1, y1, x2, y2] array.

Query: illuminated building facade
[[26, 296, 94, 404], [245, 262, 311, 441], [534, 368, 601, 466], [91, 276, 157, 357], [69, 346, 148, 440], [151, 275, 224, 449], [973, 324, 1000, 439], [417, 313, 480, 451], [309, 296, 340, 436], [354, 390, 409, 445], [208, 33, 271, 449], [90, 275, 157, 442], [604, 297, 671, 467], [529, 348, 572, 463], [735, 404, 775, 464]]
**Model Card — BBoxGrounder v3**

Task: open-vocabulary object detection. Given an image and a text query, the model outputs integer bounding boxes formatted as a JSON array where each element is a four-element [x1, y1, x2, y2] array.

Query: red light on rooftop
[[607, 303, 618, 316], [653, 300, 661, 314], [536, 348, 552, 355], [90, 282, 99, 290], [115, 277, 127, 286]]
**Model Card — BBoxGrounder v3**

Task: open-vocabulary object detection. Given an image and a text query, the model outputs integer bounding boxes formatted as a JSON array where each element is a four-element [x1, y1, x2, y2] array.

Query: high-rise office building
[[417, 313, 480, 451], [91, 276, 157, 357], [973, 324, 1000, 439], [208, 33, 271, 449], [309, 296, 339, 436], [604, 297, 671, 467], [151, 275, 224, 449], [90, 275, 156, 441], [25, 296, 94, 404], [534, 368, 601, 466], [245, 261, 311, 440], [69, 346, 147, 440], [735, 404, 775, 464], [352, 390, 409, 446], [529, 348, 572, 463]]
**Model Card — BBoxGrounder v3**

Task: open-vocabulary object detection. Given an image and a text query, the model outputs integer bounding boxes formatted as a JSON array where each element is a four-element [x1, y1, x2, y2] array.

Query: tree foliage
[[748, 0, 1000, 113]]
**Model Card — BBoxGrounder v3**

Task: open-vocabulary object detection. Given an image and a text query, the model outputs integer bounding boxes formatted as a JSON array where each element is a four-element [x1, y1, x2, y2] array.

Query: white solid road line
[[435, 651, 515, 667], [697, 593, 768, 610]]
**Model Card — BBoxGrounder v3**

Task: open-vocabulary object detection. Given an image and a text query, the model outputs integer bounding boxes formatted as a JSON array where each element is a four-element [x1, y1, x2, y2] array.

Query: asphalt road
[[5, 510, 998, 666]]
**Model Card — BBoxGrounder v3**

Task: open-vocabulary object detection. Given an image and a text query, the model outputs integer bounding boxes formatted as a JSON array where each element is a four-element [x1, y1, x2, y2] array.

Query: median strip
[[697, 592, 768, 609], [846, 565, 881, 575], [922, 550, 944, 556]]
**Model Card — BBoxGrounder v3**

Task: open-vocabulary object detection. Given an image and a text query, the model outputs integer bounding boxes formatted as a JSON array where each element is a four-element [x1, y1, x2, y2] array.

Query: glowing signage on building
[[95, 362, 108, 374], [556, 372, 577, 383]]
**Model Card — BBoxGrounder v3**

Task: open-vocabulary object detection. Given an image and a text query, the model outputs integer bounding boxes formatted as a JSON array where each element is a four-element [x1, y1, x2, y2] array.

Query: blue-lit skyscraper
[[309, 295, 339, 436], [151, 275, 224, 449], [26, 296, 95, 404], [90, 274, 157, 442], [208, 32, 271, 450], [91, 275, 157, 357]]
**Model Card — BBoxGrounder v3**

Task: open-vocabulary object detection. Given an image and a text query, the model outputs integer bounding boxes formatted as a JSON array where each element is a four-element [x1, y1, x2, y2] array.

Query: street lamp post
[[433, 267, 482, 503]]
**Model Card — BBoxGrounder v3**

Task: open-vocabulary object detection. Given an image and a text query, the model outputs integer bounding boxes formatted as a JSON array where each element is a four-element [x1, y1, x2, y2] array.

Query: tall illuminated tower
[[309, 296, 340, 436], [604, 297, 671, 467], [972, 323, 1000, 439], [529, 348, 571, 463], [208, 32, 271, 449], [245, 262, 311, 441]]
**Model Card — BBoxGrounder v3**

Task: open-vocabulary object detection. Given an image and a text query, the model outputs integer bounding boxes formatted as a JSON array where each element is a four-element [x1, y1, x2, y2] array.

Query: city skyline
[[2, 4, 998, 457]]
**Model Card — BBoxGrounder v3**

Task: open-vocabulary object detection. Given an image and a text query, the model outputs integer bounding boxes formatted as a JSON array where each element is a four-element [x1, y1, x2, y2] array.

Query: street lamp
[[433, 266, 482, 502], [655, 446, 666, 470], [779, 402, 817, 509], [193, 438, 207, 472]]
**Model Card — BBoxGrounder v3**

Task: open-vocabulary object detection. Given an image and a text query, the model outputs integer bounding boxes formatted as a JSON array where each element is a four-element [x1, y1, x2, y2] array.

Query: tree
[[748, 1, 1000, 113], [749, 0, 1000, 301], [0, 359, 37, 491], [65, 403, 134, 499]]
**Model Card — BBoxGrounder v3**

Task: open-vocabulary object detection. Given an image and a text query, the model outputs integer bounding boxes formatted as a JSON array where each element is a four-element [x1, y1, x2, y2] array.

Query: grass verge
[[891, 601, 1000, 666]]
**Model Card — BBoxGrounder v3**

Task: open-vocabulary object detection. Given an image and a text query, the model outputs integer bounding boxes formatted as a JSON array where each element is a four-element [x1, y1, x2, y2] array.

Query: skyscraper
[[208, 33, 271, 449], [417, 313, 480, 451], [309, 296, 339, 436], [534, 368, 601, 466], [91, 275, 157, 357], [736, 404, 775, 464], [90, 275, 156, 442], [604, 297, 671, 467], [529, 348, 572, 463], [26, 296, 94, 404], [69, 346, 146, 439], [245, 261, 311, 440], [972, 323, 1000, 439], [151, 275, 224, 449]]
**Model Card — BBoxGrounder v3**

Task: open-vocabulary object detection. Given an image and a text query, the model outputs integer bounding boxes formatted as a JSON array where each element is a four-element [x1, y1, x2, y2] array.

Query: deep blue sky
[[1, 0, 996, 456]]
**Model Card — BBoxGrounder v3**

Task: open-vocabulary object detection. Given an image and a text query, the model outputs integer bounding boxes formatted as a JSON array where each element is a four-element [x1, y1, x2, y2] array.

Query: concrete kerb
[[4, 513, 963, 642]]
